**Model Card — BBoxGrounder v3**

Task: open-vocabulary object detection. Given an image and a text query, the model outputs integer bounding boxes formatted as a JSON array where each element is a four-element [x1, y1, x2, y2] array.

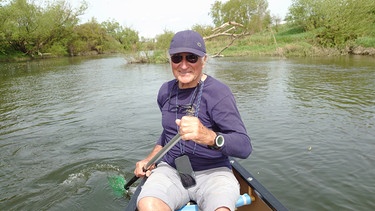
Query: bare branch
[[203, 21, 250, 57]]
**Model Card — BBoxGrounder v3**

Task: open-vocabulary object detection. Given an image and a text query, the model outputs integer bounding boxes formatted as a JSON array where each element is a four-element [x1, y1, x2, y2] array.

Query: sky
[[70, 0, 292, 38]]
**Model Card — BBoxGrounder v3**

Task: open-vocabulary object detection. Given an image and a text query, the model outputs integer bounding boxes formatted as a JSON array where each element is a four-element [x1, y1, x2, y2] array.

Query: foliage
[[0, 0, 139, 58], [191, 24, 215, 37], [155, 30, 174, 50], [286, 0, 375, 47], [69, 18, 105, 54], [355, 37, 375, 48], [0, 0, 86, 56], [1, 0, 374, 60], [46, 41, 68, 56], [286, 0, 322, 30], [210, 0, 271, 33], [101, 20, 140, 51]]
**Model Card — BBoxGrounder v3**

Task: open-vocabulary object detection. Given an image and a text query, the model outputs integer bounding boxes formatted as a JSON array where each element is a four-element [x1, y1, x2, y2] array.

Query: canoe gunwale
[[230, 157, 288, 211]]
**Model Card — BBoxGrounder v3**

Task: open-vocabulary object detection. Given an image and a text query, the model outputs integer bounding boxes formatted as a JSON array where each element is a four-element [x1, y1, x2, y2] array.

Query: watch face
[[216, 135, 224, 147]]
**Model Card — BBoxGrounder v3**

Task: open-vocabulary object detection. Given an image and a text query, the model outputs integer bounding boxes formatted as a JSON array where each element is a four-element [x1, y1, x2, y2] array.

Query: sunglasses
[[171, 54, 199, 64]]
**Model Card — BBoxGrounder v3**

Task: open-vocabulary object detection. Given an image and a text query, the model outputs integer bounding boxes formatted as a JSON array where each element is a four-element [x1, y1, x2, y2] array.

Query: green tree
[[191, 24, 215, 37], [1, 0, 40, 54], [287, 0, 375, 46], [210, 0, 271, 33], [69, 18, 107, 55], [1, 0, 86, 56], [155, 30, 174, 50], [101, 20, 139, 51], [0, 1, 11, 54], [286, 0, 324, 31], [322, 0, 375, 46], [119, 27, 139, 51], [101, 20, 123, 42]]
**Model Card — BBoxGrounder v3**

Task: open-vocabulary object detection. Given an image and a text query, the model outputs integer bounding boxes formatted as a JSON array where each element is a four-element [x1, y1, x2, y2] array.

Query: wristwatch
[[209, 133, 225, 149]]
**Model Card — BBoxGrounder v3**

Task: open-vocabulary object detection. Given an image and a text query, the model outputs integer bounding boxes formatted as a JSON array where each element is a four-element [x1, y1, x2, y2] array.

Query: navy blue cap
[[169, 30, 206, 57]]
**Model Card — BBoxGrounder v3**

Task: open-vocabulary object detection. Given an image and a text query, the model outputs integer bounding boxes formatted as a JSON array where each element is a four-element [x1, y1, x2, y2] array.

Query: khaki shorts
[[137, 162, 240, 211]]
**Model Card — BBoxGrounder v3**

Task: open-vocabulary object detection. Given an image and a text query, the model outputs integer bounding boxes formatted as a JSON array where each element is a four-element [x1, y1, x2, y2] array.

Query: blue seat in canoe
[[176, 193, 252, 211]]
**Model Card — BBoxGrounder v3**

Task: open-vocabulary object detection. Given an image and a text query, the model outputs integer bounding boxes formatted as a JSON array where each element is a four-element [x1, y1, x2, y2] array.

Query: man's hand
[[175, 116, 216, 146], [134, 159, 155, 177]]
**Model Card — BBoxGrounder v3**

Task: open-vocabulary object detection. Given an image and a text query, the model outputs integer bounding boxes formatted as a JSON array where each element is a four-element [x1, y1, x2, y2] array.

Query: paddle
[[124, 134, 182, 190]]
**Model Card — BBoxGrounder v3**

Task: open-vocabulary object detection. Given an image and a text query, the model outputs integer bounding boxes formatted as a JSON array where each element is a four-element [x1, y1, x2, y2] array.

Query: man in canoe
[[133, 30, 252, 211]]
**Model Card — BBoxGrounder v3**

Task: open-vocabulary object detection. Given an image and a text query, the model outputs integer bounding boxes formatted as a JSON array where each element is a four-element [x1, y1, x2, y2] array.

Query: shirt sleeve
[[210, 86, 252, 159]]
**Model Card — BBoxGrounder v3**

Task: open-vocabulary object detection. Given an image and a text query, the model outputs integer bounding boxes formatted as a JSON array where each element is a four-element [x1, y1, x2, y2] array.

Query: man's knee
[[138, 196, 171, 211]]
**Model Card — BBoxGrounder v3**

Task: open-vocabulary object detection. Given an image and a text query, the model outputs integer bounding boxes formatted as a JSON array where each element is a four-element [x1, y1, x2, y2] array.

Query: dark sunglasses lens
[[171, 54, 199, 64], [171, 55, 183, 63], [186, 54, 198, 63]]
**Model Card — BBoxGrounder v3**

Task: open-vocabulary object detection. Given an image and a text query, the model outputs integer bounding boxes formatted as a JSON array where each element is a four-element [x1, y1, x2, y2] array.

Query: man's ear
[[202, 55, 208, 67]]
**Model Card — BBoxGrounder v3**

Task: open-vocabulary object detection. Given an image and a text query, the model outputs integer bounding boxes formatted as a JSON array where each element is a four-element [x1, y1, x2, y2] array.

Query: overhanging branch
[[203, 21, 251, 57]]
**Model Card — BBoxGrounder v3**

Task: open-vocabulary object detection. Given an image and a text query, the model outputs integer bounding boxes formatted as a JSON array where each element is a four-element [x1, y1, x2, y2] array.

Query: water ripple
[[1, 56, 374, 210]]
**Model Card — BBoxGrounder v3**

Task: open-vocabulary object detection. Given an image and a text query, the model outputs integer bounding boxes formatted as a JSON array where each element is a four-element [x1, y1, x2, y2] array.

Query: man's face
[[170, 53, 206, 89]]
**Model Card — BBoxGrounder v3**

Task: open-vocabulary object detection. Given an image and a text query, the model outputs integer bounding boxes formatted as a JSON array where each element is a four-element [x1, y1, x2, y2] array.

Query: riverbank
[[3, 44, 374, 64], [1, 27, 374, 63], [0, 50, 104, 62], [209, 42, 375, 58]]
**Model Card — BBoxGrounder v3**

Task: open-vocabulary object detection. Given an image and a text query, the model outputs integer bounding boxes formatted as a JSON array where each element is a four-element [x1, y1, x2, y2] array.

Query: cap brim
[[169, 47, 206, 57]]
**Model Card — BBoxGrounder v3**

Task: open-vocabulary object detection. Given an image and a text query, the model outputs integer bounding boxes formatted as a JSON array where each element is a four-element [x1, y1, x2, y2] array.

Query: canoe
[[125, 157, 288, 211]]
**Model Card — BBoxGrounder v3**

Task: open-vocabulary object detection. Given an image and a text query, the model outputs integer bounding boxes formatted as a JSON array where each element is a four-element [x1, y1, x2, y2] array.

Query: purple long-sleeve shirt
[[156, 75, 252, 171]]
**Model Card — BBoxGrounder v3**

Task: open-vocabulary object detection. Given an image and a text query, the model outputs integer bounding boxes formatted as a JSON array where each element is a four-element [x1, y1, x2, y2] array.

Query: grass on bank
[[206, 25, 375, 58], [0, 51, 31, 62], [356, 37, 375, 48]]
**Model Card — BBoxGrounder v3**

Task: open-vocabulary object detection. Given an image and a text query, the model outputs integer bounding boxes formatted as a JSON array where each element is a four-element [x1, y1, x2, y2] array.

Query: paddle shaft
[[124, 134, 182, 190]]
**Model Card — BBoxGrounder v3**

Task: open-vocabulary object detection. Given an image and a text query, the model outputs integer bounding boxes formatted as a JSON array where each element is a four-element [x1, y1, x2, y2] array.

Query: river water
[[0, 55, 374, 211]]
